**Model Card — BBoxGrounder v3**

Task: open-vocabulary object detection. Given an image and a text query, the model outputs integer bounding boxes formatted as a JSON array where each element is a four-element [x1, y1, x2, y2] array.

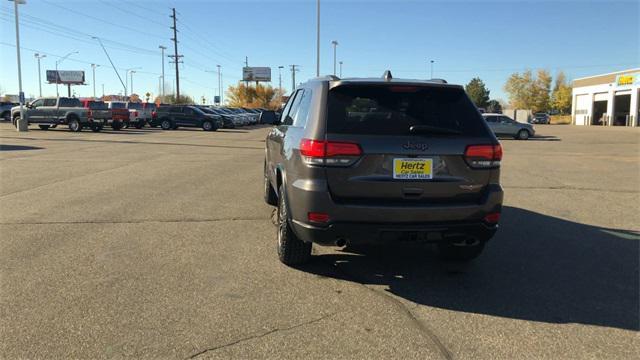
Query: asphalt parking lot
[[1, 123, 638, 359]]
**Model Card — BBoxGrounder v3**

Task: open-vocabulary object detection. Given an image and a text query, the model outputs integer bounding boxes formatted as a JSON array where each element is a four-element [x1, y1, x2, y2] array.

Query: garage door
[[575, 94, 590, 125]]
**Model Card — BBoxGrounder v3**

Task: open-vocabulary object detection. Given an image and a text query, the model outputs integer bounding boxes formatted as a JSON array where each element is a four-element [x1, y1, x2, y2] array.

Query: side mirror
[[272, 112, 282, 126]]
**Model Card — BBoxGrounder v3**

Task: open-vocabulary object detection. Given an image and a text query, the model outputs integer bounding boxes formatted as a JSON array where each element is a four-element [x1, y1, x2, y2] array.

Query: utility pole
[[159, 45, 166, 98], [331, 40, 338, 76], [169, 8, 183, 102], [34, 53, 45, 97], [91, 63, 98, 98], [339, 61, 343, 78], [205, 69, 216, 104], [290, 65, 299, 91], [278, 65, 283, 94], [316, 0, 320, 77]]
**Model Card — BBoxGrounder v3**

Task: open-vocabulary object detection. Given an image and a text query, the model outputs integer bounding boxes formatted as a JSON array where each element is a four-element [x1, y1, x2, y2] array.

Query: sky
[[0, 0, 638, 102]]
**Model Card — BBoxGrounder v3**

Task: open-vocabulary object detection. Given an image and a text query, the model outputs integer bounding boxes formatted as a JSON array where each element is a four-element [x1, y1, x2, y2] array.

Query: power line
[[41, 0, 165, 41]]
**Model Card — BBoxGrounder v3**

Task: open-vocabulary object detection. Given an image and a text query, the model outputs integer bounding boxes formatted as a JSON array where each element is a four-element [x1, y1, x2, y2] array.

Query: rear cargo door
[[324, 84, 495, 205]]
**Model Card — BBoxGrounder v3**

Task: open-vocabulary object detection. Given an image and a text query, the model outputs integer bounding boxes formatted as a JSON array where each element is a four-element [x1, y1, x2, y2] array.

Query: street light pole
[[331, 40, 338, 76], [316, 0, 320, 77], [55, 51, 78, 98], [339, 61, 343, 78], [34, 53, 45, 97], [124, 67, 141, 98], [430, 59, 434, 79], [217, 64, 221, 106], [278, 65, 284, 94], [130, 70, 136, 95], [10, 0, 27, 132], [159, 45, 166, 98], [91, 63, 99, 98]]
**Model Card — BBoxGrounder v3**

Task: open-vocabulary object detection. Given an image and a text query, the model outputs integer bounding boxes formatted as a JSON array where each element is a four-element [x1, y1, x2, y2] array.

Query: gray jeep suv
[[264, 72, 504, 265]]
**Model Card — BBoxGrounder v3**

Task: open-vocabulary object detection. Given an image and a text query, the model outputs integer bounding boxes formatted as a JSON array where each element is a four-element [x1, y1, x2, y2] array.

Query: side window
[[283, 90, 304, 126], [31, 99, 45, 108], [280, 90, 301, 126], [184, 107, 194, 115], [484, 116, 497, 123], [169, 106, 181, 113], [500, 116, 513, 123], [291, 89, 313, 127], [44, 99, 57, 106]]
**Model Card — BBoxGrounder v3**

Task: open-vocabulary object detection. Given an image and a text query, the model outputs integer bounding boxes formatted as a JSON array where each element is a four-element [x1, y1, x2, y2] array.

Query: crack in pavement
[[0, 217, 267, 225], [322, 259, 453, 360], [187, 312, 337, 359]]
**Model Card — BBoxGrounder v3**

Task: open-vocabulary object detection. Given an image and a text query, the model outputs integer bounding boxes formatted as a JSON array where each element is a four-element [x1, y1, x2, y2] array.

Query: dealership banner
[[616, 73, 640, 86], [46, 70, 85, 84], [242, 67, 271, 82]]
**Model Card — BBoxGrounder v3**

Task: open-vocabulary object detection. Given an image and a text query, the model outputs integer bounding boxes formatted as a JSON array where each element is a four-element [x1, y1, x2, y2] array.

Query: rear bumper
[[285, 180, 503, 245], [291, 219, 497, 246]]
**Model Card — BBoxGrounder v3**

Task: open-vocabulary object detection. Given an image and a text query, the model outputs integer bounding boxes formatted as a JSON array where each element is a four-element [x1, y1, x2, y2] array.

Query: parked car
[[11, 97, 99, 132], [196, 106, 235, 129], [1, 101, 18, 121], [105, 101, 129, 130], [482, 113, 535, 140], [264, 72, 503, 265], [80, 100, 110, 132], [125, 102, 147, 129], [531, 112, 550, 124], [153, 105, 222, 131]]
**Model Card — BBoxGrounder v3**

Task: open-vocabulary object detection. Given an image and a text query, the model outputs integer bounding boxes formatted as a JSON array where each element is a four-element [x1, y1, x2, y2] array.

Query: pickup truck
[[105, 101, 129, 130], [11, 97, 101, 132], [125, 102, 148, 129], [80, 100, 110, 132]]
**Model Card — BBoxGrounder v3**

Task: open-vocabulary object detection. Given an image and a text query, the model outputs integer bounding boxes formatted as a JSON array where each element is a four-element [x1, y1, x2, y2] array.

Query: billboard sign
[[46, 70, 85, 84], [243, 67, 271, 82]]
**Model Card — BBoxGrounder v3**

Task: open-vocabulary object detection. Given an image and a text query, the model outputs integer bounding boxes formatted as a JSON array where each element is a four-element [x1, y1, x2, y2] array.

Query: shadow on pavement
[[299, 206, 639, 331], [0, 144, 44, 151]]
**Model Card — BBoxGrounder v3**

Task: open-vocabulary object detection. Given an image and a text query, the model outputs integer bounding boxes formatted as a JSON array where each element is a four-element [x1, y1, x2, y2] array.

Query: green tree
[[551, 71, 572, 114], [486, 99, 502, 113], [465, 77, 490, 108]]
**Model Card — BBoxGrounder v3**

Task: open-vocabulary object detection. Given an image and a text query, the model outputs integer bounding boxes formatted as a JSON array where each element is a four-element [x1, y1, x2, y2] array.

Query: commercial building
[[572, 68, 639, 127]]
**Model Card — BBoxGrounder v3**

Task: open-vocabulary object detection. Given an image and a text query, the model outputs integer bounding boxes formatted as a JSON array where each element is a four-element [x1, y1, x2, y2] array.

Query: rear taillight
[[87, 109, 93, 118], [152, 111, 157, 119], [308, 212, 330, 223], [464, 144, 502, 168], [483, 212, 501, 224], [299, 138, 362, 166], [133, 111, 139, 117]]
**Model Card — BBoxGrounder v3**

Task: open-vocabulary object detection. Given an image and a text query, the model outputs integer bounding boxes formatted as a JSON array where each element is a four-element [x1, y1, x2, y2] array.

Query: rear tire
[[437, 238, 485, 262], [202, 120, 214, 131], [517, 129, 530, 140], [38, 125, 50, 130], [68, 118, 82, 132], [111, 122, 123, 131], [135, 121, 144, 129], [160, 119, 172, 130], [91, 124, 103, 132], [277, 185, 312, 265]]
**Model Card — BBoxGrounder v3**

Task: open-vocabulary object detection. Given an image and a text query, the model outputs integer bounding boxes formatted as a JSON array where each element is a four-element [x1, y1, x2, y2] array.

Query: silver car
[[482, 113, 535, 140]]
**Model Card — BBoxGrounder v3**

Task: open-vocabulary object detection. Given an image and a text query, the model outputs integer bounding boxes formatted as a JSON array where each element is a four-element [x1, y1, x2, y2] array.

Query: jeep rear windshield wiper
[[409, 125, 461, 135]]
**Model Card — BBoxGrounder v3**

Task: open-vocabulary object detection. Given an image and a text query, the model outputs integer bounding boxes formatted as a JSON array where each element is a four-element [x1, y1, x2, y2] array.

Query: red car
[[105, 101, 130, 130]]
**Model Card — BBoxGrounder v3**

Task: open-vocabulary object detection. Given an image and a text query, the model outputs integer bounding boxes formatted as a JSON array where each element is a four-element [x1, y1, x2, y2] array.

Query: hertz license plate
[[393, 158, 433, 180]]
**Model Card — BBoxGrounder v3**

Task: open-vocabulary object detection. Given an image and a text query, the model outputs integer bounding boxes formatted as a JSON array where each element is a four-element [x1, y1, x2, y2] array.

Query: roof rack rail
[[429, 78, 448, 84]]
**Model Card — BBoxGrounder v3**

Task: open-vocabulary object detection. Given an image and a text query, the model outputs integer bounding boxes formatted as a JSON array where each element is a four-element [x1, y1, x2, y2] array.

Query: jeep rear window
[[128, 103, 143, 110], [327, 85, 489, 137], [88, 101, 108, 110], [110, 102, 126, 109]]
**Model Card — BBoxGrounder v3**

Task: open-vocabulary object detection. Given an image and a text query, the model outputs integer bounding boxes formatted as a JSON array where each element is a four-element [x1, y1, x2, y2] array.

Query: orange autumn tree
[[226, 83, 284, 109]]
